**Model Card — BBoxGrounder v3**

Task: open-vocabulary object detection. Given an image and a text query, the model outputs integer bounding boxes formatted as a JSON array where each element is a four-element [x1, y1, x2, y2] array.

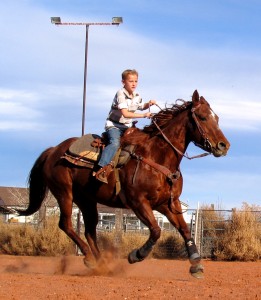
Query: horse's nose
[[217, 141, 227, 151]]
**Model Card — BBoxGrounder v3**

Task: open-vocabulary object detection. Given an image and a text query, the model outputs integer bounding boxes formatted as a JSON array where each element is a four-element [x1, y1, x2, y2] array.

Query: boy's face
[[122, 74, 138, 95]]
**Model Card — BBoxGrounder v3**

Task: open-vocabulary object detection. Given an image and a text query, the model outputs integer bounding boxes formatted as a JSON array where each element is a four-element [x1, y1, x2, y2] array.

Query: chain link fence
[[1, 204, 261, 259]]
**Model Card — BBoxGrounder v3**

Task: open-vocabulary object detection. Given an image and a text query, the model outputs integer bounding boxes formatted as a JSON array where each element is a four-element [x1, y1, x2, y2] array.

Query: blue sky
[[1, 0, 261, 210]]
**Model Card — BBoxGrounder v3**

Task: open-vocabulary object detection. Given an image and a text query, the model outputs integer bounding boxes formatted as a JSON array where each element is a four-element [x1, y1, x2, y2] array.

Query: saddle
[[62, 133, 135, 169]]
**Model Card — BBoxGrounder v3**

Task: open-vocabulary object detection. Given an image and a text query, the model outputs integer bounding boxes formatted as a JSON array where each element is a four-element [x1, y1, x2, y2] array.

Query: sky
[[1, 0, 261, 210]]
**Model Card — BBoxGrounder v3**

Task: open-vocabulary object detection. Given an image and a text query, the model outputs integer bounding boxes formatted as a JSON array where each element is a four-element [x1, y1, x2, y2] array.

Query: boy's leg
[[98, 127, 121, 167], [95, 127, 121, 183]]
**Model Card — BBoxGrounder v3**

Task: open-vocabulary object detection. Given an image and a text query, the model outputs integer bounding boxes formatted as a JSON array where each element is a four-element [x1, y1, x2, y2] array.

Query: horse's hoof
[[83, 256, 97, 269], [128, 249, 139, 264], [128, 249, 145, 264], [191, 270, 204, 279], [189, 264, 204, 279]]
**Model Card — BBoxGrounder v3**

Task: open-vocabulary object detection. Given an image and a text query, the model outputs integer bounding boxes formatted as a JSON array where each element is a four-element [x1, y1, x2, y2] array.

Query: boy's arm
[[121, 108, 151, 119]]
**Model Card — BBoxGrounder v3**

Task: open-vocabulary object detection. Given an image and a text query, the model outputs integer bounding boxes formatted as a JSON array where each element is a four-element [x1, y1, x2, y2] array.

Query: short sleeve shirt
[[105, 88, 144, 129]]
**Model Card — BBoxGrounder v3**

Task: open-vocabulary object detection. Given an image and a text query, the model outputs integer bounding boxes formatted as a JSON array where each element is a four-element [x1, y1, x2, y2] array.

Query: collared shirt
[[105, 87, 144, 130]]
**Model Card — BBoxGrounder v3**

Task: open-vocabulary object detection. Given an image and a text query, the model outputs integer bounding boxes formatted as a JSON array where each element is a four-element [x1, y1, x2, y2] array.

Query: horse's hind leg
[[76, 201, 101, 265], [52, 189, 96, 267], [157, 201, 204, 278]]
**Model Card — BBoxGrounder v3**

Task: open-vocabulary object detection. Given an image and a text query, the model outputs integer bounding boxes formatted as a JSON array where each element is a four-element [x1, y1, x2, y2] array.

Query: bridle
[[191, 104, 213, 155], [129, 101, 212, 214], [151, 102, 211, 160]]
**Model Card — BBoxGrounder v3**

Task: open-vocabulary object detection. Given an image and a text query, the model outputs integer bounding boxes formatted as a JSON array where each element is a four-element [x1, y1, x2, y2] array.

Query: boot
[[95, 163, 114, 184]]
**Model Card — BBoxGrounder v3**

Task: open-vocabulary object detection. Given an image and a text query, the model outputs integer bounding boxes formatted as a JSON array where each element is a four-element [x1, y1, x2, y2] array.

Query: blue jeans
[[98, 127, 126, 167]]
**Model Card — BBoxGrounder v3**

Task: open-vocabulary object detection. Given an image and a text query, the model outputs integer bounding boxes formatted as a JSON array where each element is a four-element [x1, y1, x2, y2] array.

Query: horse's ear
[[192, 90, 200, 107]]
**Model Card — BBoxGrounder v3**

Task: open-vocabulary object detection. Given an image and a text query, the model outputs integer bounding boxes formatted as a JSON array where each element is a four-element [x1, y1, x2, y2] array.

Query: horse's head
[[190, 90, 230, 157]]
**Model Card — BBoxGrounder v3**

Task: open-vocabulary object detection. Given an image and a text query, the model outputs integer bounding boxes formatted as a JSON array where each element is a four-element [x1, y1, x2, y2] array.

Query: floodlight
[[112, 17, 123, 25], [51, 17, 61, 24], [51, 16, 123, 136]]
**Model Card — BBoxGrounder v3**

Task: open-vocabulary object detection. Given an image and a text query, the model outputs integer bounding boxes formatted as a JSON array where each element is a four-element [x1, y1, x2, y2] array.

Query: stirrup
[[95, 163, 114, 184]]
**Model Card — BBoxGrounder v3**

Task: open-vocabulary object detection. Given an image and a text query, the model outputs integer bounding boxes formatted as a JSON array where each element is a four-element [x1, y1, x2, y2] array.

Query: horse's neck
[[149, 111, 189, 168], [169, 108, 189, 140]]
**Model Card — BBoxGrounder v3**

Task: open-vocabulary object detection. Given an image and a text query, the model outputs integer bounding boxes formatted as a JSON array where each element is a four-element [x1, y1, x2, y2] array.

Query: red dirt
[[0, 255, 260, 300]]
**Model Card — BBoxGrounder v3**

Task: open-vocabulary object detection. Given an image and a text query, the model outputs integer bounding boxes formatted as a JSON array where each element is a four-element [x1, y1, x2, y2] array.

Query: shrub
[[153, 232, 187, 259], [0, 217, 75, 256], [215, 204, 261, 261], [97, 230, 187, 259], [200, 205, 227, 259], [1, 203, 260, 261]]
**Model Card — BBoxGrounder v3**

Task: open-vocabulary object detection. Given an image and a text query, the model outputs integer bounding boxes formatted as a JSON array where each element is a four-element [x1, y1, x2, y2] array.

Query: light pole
[[50, 17, 123, 136]]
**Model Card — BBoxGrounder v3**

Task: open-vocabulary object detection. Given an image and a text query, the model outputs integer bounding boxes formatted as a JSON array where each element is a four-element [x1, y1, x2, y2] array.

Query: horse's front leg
[[128, 200, 161, 264], [128, 235, 158, 264], [157, 201, 204, 279]]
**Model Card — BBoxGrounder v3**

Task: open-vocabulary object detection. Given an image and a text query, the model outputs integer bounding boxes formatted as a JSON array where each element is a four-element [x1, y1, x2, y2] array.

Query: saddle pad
[[65, 134, 135, 168], [118, 144, 136, 166], [68, 134, 101, 162], [62, 153, 95, 168]]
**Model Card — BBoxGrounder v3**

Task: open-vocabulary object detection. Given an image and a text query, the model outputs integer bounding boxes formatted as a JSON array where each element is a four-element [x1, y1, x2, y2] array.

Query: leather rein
[[152, 103, 211, 160], [129, 102, 212, 214], [131, 103, 211, 183]]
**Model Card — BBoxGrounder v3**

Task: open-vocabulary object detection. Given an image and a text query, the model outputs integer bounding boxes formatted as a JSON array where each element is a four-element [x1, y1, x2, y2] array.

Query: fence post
[[114, 208, 123, 250], [76, 209, 81, 255], [194, 203, 199, 245], [194, 203, 202, 255], [38, 204, 46, 228]]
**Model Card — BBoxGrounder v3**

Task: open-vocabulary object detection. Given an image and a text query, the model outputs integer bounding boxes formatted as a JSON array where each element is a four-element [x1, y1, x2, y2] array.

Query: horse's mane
[[121, 100, 192, 145], [143, 100, 192, 136]]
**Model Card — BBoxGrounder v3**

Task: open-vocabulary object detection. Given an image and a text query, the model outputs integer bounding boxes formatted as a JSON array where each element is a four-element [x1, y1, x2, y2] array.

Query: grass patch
[[0, 203, 260, 261], [0, 217, 75, 256], [200, 203, 261, 261], [215, 204, 261, 261]]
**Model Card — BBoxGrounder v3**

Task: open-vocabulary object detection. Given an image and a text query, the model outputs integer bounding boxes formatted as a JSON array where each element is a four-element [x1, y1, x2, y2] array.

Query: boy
[[94, 69, 157, 183]]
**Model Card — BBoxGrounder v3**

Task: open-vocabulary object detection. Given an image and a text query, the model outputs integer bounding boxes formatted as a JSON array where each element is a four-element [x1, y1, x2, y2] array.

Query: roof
[[0, 186, 188, 215], [0, 186, 131, 214], [0, 186, 29, 206]]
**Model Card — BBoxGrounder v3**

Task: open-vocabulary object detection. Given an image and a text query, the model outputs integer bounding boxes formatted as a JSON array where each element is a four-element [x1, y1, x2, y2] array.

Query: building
[[0, 186, 191, 230]]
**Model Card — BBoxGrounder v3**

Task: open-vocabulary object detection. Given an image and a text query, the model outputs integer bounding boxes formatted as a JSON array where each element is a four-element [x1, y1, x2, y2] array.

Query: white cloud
[[0, 101, 39, 118], [0, 88, 42, 130], [1, 1, 261, 133], [213, 101, 261, 131], [0, 1, 260, 211]]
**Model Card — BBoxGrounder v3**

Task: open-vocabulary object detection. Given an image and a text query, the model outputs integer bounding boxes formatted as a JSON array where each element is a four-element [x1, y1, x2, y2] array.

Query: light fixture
[[112, 17, 123, 25], [50, 17, 61, 24], [50, 16, 123, 136]]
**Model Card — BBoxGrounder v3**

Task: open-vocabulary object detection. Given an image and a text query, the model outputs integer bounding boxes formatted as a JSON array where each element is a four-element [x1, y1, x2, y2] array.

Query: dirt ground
[[0, 255, 260, 300]]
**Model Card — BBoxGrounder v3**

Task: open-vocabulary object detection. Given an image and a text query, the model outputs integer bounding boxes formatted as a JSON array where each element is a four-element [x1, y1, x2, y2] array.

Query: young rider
[[94, 69, 157, 183]]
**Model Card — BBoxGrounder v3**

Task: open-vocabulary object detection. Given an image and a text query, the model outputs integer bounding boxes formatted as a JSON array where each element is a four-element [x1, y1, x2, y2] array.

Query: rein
[[151, 103, 211, 160], [129, 101, 211, 214]]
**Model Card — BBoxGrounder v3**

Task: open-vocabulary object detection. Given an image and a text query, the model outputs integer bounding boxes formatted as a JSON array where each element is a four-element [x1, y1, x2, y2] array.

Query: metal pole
[[51, 18, 123, 136], [194, 202, 199, 245], [82, 25, 89, 136], [76, 25, 89, 254]]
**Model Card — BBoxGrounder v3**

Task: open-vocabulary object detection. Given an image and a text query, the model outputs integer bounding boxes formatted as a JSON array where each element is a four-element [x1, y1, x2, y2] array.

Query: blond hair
[[121, 69, 139, 80]]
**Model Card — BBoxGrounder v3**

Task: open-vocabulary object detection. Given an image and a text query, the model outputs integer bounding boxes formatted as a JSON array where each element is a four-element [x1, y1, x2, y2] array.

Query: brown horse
[[17, 90, 230, 278]]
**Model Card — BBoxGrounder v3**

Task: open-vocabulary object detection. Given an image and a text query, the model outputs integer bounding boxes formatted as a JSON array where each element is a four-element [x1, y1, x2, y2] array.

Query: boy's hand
[[149, 100, 157, 106], [143, 112, 153, 118]]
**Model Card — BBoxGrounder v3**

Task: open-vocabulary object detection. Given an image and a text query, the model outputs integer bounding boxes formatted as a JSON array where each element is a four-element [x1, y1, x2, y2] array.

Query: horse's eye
[[197, 114, 207, 121]]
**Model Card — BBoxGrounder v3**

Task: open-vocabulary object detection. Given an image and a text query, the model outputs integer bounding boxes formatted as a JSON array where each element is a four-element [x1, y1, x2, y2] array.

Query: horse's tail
[[16, 147, 53, 216]]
